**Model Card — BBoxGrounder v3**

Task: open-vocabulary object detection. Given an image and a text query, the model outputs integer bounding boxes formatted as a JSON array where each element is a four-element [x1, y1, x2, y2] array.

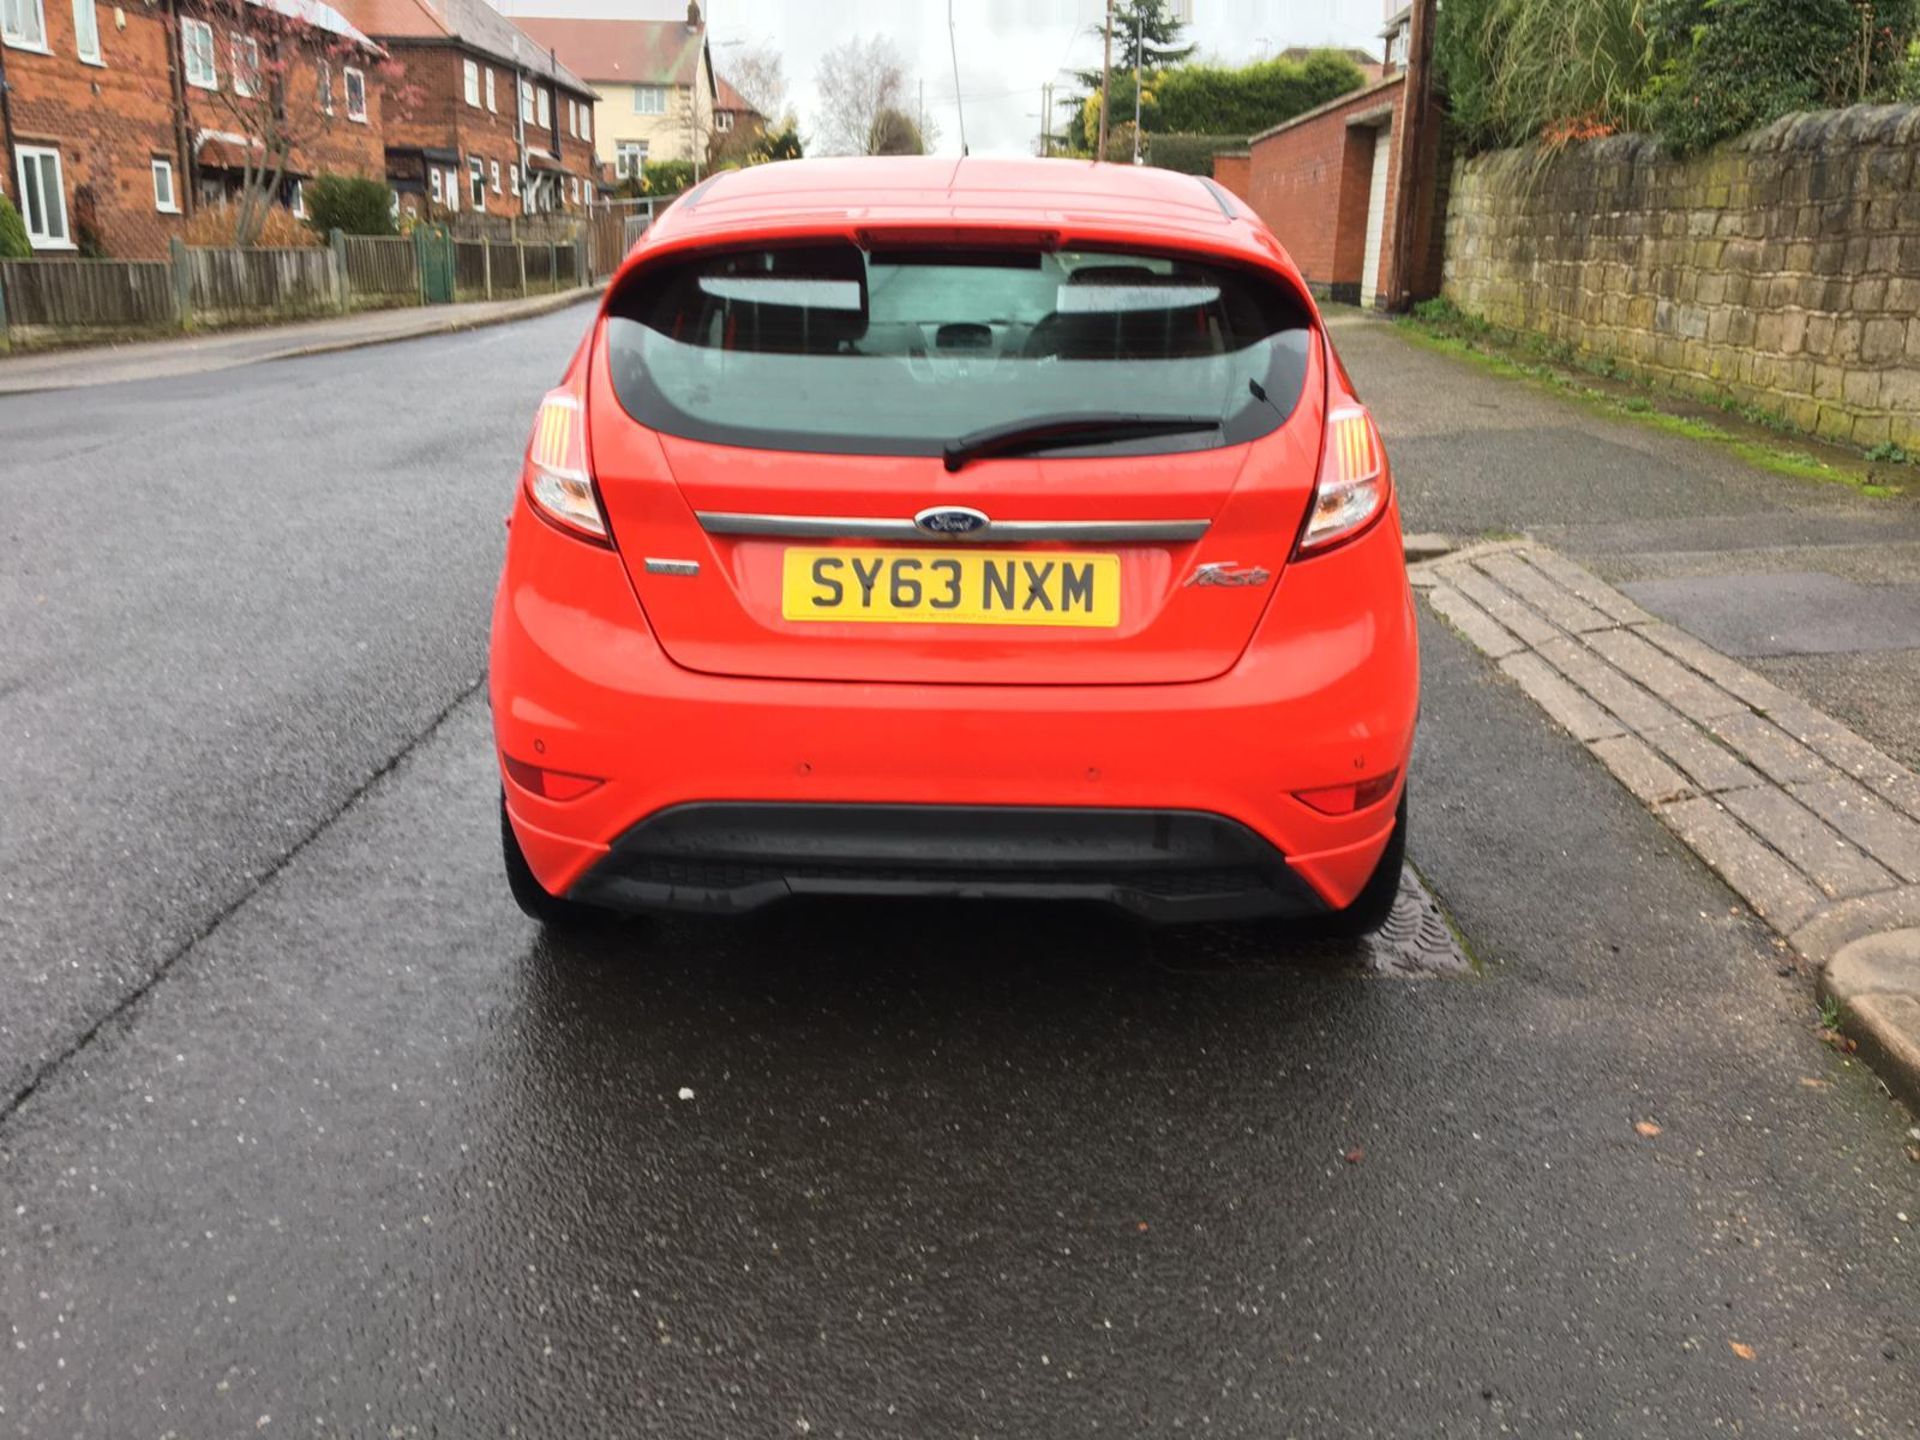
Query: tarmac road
[[1, 309, 1915, 1437]]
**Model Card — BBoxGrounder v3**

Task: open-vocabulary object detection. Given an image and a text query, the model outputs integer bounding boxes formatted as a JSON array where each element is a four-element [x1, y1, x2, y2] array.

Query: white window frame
[[181, 16, 216, 87], [716, 110, 734, 132], [152, 157, 179, 213], [632, 85, 666, 115], [615, 139, 645, 179], [509, 163, 519, 197], [3, 0, 48, 51], [536, 86, 550, 128], [344, 65, 366, 122], [484, 66, 496, 112], [317, 57, 333, 114], [289, 178, 305, 218], [72, 0, 100, 63], [490, 159, 501, 193], [229, 34, 259, 98], [429, 167, 442, 205], [463, 57, 479, 107], [15, 146, 70, 249], [579, 105, 590, 142], [468, 156, 485, 210], [444, 165, 459, 212], [519, 77, 534, 124]]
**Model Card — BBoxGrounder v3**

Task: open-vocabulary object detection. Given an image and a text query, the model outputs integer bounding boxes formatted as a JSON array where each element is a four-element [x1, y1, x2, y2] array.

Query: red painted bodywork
[[490, 157, 1419, 912]]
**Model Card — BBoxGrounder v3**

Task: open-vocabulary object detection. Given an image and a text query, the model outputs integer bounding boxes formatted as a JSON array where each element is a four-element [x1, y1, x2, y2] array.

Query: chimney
[[686, 2, 701, 28]]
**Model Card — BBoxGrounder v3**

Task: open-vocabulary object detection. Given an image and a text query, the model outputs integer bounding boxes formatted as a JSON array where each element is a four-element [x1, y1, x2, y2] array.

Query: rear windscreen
[[603, 242, 1314, 458]]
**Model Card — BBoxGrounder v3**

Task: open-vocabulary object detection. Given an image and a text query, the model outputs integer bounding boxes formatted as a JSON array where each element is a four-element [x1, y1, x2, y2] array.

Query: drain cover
[[1152, 867, 1471, 977]]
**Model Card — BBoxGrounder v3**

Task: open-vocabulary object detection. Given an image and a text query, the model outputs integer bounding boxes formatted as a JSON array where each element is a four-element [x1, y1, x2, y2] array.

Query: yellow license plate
[[781, 547, 1121, 627]]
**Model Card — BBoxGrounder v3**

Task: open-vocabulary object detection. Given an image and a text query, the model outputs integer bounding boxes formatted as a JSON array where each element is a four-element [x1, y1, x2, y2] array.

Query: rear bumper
[[490, 491, 1419, 912], [565, 802, 1331, 922]]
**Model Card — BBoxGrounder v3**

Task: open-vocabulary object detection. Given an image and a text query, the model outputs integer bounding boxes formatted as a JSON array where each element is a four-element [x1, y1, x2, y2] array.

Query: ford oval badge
[[914, 506, 991, 536]]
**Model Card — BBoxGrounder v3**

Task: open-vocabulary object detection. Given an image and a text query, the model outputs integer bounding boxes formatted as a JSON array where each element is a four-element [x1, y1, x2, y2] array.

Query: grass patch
[[1398, 300, 1909, 499]]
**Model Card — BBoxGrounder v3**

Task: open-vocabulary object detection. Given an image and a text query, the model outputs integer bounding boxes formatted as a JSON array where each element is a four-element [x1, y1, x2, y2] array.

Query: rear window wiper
[[943, 412, 1221, 472]]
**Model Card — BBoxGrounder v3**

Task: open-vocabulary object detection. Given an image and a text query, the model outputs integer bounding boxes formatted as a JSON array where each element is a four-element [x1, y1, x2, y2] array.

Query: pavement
[[0, 285, 600, 394], [3, 308, 1919, 1436]]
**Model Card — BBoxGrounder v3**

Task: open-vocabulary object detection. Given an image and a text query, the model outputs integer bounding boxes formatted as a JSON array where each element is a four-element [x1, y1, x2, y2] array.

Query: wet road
[[3, 311, 1917, 1437]]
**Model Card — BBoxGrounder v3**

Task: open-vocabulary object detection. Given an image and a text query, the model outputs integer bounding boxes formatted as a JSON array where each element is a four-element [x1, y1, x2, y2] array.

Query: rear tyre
[[500, 795, 598, 927], [1319, 790, 1408, 939]]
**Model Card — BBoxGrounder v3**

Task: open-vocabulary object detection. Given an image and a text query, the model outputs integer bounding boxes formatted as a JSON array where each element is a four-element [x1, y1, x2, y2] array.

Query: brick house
[[512, 6, 714, 182], [2, 0, 382, 258], [330, 0, 598, 220]]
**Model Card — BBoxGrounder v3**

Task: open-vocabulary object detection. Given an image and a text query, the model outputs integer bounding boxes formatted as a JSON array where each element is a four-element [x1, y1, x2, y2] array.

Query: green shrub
[[1145, 133, 1247, 174], [1646, 0, 1920, 154], [304, 174, 397, 236], [1152, 51, 1364, 135], [642, 159, 696, 195], [1435, 0, 1658, 151], [0, 192, 30, 259]]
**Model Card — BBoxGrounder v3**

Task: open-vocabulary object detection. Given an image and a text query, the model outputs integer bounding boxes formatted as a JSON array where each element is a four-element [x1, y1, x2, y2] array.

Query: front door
[[415, 224, 454, 304]]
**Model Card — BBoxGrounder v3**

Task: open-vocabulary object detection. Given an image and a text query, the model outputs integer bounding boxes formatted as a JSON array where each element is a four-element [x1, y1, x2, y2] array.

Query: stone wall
[[1443, 105, 1920, 451]]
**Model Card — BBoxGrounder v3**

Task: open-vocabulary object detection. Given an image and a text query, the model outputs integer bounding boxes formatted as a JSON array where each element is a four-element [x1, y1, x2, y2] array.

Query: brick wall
[[1443, 104, 1920, 451], [4, 1, 186, 260], [1211, 151, 1250, 203], [379, 42, 598, 218]]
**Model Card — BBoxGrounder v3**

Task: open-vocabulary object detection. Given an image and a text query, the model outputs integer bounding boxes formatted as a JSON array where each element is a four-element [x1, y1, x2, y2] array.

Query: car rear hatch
[[587, 230, 1327, 686]]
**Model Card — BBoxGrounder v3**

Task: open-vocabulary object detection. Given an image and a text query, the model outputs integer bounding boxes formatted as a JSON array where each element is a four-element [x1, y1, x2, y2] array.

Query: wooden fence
[[340, 235, 418, 301], [0, 258, 176, 331], [0, 228, 601, 349]]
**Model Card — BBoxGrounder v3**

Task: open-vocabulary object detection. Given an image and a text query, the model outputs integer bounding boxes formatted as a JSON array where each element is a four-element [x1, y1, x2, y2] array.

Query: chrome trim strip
[[695, 513, 1210, 544], [644, 557, 701, 576]]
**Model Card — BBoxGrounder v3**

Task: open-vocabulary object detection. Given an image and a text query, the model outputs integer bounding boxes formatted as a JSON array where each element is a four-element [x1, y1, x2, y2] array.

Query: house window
[[317, 58, 333, 113], [519, 78, 534, 123], [463, 57, 479, 107], [180, 16, 216, 86], [230, 34, 260, 97], [536, 86, 550, 128], [632, 85, 666, 115], [429, 167, 442, 205], [469, 156, 485, 209], [15, 146, 69, 248], [152, 157, 179, 213], [290, 179, 305, 218], [344, 65, 366, 121], [509, 164, 519, 197], [445, 166, 459, 211], [579, 106, 590, 142], [72, 0, 99, 62], [615, 139, 645, 178], [490, 159, 501, 193], [485, 67, 496, 112], [2, 0, 46, 49], [716, 110, 733, 131]]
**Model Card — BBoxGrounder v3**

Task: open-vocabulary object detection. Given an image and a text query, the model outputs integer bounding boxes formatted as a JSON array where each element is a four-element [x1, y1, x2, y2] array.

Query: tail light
[[525, 387, 609, 542], [1298, 403, 1389, 555]]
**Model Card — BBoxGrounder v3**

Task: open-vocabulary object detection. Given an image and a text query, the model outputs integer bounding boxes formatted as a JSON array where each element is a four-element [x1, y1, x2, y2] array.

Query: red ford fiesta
[[489, 157, 1418, 932]]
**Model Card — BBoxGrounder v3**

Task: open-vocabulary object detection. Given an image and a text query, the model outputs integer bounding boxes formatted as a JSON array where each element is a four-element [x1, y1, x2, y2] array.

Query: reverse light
[[502, 753, 603, 802], [1295, 769, 1400, 816], [525, 388, 609, 542], [1299, 404, 1389, 554]]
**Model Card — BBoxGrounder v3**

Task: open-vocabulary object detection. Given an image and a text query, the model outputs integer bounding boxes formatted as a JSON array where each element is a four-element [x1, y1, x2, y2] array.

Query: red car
[[490, 157, 1417, 933]]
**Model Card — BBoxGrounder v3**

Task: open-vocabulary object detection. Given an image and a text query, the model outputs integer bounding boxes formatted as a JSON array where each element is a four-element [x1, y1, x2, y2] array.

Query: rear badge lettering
[[1186, 561, 1271, 588]]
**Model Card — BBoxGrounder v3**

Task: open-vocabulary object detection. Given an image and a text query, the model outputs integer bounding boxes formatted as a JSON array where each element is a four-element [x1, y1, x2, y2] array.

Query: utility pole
[[947, 0, 967, 154], [1039, 81, 1050, 156], [1097, 0, 1113, 161], [1131, 5, 1143, 164]]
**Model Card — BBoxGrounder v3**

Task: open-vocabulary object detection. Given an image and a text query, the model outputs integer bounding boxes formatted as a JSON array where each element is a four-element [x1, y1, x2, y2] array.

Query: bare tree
[[726, 42, 789, 122], [814, 34, 909, 156]]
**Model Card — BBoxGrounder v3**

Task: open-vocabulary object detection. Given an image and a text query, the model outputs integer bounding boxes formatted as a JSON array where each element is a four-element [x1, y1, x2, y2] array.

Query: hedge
[[1145, 133, 1248, 174]]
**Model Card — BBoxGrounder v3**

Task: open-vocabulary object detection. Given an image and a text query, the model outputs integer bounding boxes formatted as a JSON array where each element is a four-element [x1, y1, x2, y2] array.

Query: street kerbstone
[[1451, 568, 1562, 646], [1824, 927, 1920, 1005], [1790, 885, 1920, 965], [1658, 796, 1827, 931], [1583, 628, 1750, 724], [1591, 735, 1695, 805], [1425, 584, 1525, 659], [1706, 711, 1839, 787], [1841, 993, 1920, 1112], [1764, 696, 1920, 821], [1497, 653, 1626, 742], [1538, 637, 1685, 733], [1786, 777, 1920, 885], [1641, 723, 1764, 796], [1630, 620, 1798, 712], [1524, 549, 1652, 625], [1479, 553, 1617, 633], [1718, 786, 1898, 900]]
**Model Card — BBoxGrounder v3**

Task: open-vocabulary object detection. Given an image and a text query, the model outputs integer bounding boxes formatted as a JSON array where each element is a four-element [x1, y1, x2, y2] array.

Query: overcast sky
[[493, 1, 1400, 155]]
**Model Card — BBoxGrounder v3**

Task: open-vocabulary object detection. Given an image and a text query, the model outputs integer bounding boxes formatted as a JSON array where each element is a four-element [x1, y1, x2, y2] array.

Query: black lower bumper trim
[[567, 803, 1328, 923]]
